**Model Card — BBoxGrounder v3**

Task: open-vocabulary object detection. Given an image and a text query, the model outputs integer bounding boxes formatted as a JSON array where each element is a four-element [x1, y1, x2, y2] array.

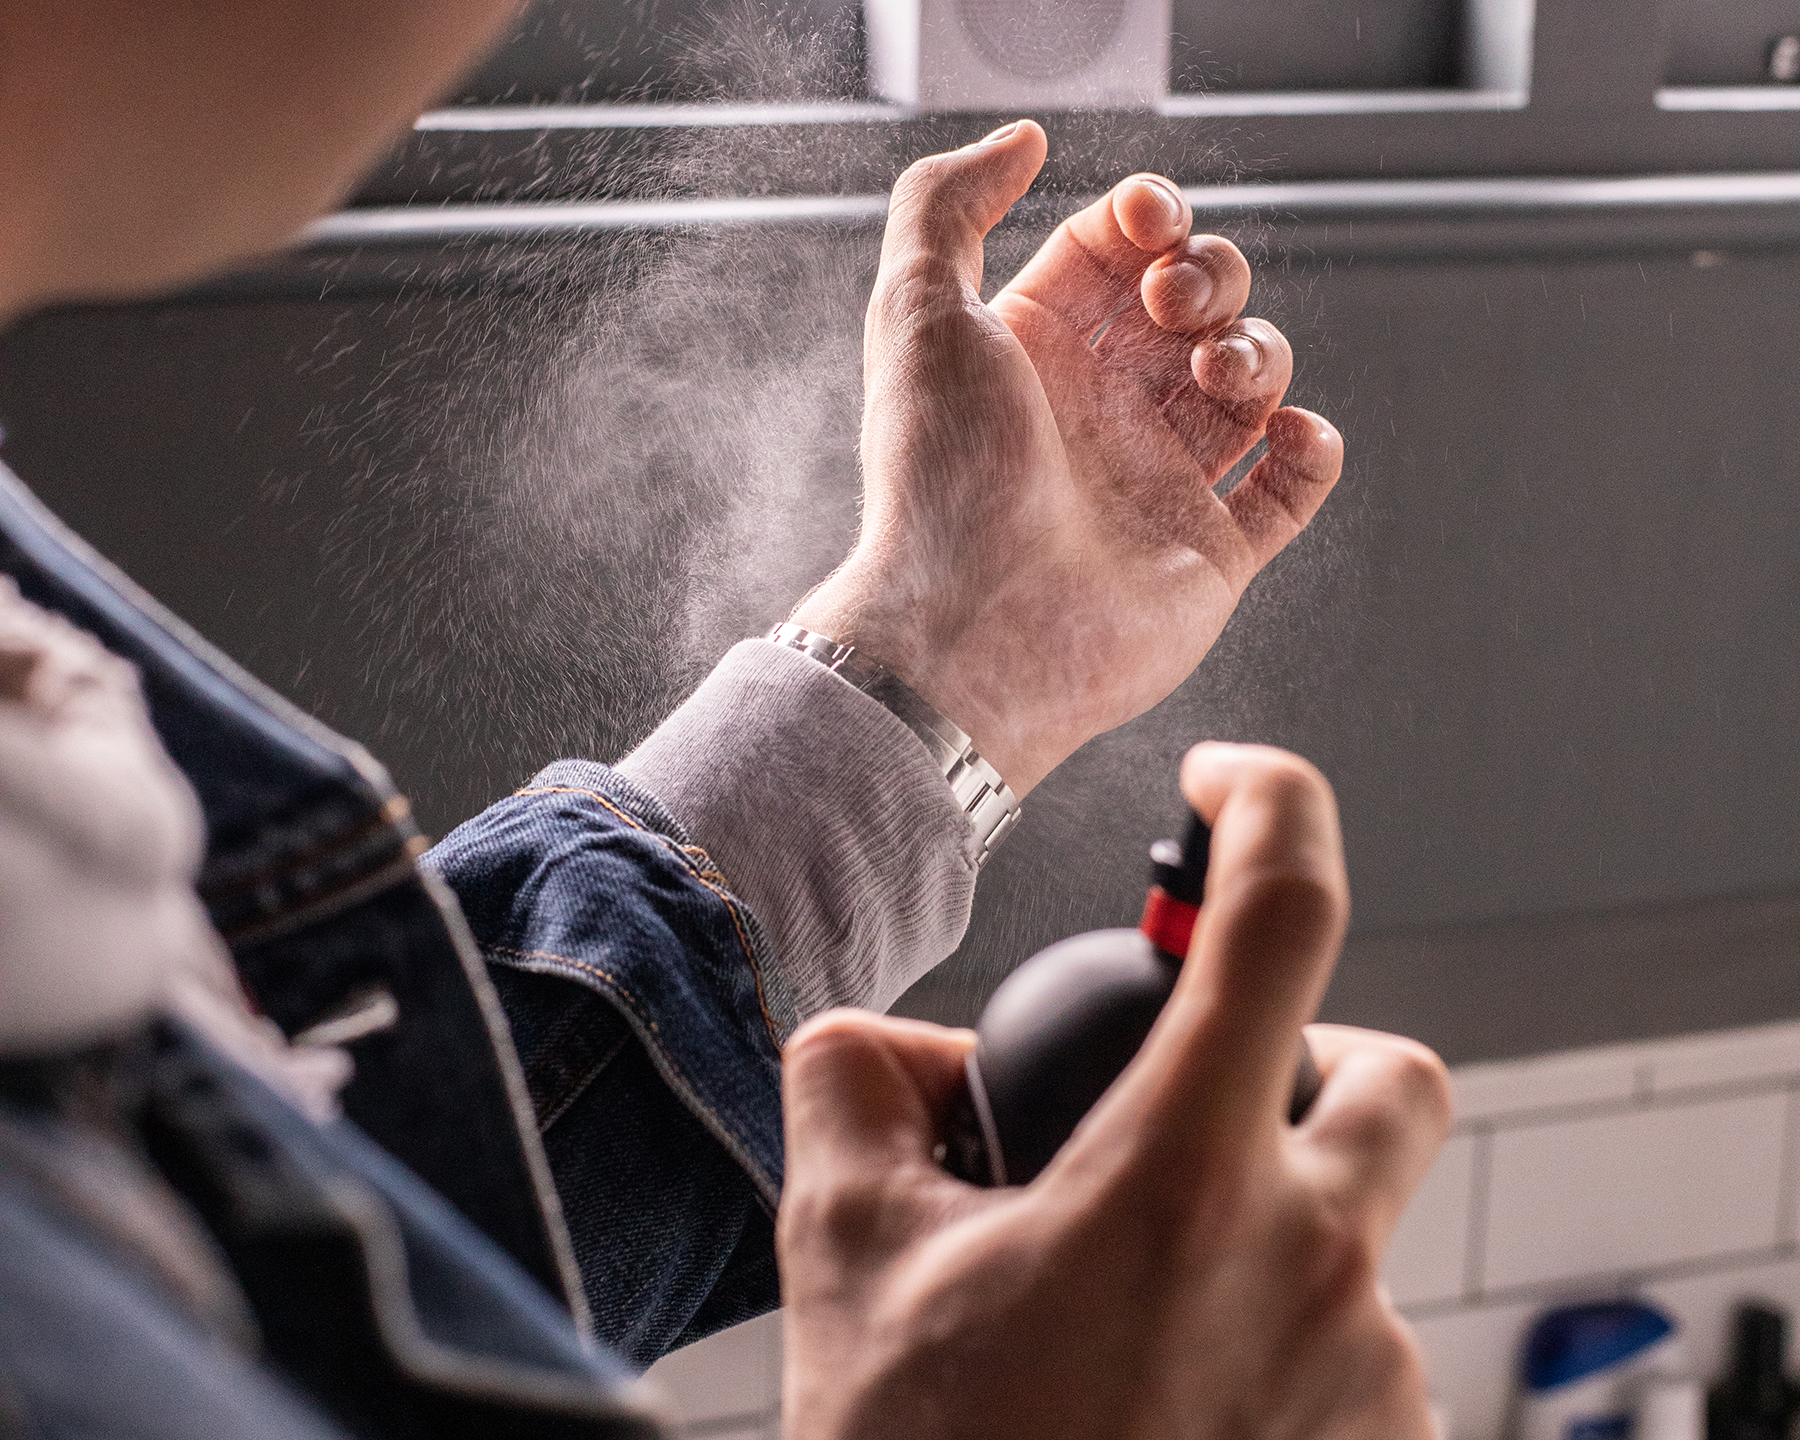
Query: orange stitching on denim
[[483, 943, 656, 1031], [679, 845, 729, 884], [515, 786, 646, 836], [483, 942, 761, 1180], [511, 784, 783, 1049], [675, 869, 775, 1044]]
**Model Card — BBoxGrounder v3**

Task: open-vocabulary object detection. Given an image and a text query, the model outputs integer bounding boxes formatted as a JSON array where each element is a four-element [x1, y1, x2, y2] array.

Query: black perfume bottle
[[944, 810, 1324, 1187]]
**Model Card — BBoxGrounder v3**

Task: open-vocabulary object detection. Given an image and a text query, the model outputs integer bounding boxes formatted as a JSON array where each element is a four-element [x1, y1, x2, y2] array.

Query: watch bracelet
[[765, 622, 1022, 867]]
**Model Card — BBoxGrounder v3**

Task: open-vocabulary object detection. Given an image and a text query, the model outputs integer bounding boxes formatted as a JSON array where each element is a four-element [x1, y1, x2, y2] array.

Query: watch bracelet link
[[765, 622, 1022, 868]]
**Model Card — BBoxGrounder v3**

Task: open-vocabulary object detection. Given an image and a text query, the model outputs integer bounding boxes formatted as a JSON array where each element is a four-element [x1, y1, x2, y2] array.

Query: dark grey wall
[[1169, 0, 1460, 92], [1666, 0, 1800, 84], [5, 204, 1800, 1065]]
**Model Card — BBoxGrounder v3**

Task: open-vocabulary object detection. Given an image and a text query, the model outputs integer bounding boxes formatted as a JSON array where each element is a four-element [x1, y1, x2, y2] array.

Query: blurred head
[[0, 1, 521, 323]]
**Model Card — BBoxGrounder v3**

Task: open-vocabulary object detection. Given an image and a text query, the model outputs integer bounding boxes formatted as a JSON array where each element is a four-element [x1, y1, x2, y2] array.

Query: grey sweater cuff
[[617, 640, 978, 1038]]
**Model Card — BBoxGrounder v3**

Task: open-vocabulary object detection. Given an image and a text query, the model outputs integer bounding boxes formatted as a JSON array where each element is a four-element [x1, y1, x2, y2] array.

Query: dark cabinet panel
[[1665, 0, 1800, 85], [1170, 0, 1461, 92], [444, 0, 1469, 106], [447, 0, 866, 103]]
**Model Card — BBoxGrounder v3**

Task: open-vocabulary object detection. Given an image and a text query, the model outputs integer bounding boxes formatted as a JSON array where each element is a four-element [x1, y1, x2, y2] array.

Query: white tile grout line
[[1451, 1070, 1800, 1136], [683, 1408, 781, 1437], [1462, 1126, 1494, 1303], [1404, 1240, 1800, 1323]]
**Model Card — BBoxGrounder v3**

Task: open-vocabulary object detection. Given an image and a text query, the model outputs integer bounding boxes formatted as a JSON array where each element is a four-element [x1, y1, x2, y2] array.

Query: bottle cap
[[1141, 812, 1210, 959], [1149, 812, 1210, 905], [1523, 1301, 1675, 1391]]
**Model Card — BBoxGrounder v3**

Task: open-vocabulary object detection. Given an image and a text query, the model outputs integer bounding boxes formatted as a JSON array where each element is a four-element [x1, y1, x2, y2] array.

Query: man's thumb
[[782, 1010, 975, 1181], [877, 119, 1048, 293]]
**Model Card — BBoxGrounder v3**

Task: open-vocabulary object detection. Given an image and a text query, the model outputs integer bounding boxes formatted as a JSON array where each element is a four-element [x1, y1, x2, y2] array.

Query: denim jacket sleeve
[[424, 645, 989, 1366], [424, 761, 789, 1365]]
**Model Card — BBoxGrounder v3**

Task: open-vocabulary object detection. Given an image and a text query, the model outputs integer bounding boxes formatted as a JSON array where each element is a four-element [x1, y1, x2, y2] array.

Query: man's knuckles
[[1199, 756, 1345, 866], [1307, 1044, 1452, 1173], [1364, 1039, 1453, 1141], [780, 1168, 917, 1266], [1180, 741, 1332, 815], [784, 1014, 919, 1128], [868, 253, 985, 331], [889, 155, 981, 225], [886, 130, 1045, 249], [1270, 1188, 1387, 1320], [1192, 320, 1293, 410]]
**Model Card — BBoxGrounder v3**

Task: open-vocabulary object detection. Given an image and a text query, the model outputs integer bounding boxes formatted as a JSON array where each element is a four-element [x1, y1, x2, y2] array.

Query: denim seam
[[532, 766, 802, 1041], [512, 785, 783, 1052], [201, 795, 417, 901], [678, 846, 729, 885], [535, 1026, 632, 1135], [481, 944, 779, 1210], [565, 764, 694, 848]]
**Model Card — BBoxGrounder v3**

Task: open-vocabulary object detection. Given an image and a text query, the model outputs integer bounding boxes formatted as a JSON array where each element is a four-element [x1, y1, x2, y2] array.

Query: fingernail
[[1162, 258, 1214, 313], [1144, 176, 1184, 225], [1221, 333, 1263, 376], [969, 120, 1019, 149]]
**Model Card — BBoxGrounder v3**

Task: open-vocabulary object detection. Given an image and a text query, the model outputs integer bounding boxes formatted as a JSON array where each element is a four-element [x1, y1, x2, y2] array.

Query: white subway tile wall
[[1386, 1131, 1478, 1307], [1452, 1049, 1642, 1124], [1481, 1092, 1788, 1291], [644, 1310, 782, 1438], [646, 1019, 1800, 1440]]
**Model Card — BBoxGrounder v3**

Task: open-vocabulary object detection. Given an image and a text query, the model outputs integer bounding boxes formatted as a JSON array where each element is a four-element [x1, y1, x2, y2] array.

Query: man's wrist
[[615, 640, 985, 1025], [789, 572, 1051, 796], [764, 623, 1022, 868]]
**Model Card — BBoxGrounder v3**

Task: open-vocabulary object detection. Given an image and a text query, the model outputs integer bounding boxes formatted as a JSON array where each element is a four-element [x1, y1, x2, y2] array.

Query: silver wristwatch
[[766, 622, 1022, 868]]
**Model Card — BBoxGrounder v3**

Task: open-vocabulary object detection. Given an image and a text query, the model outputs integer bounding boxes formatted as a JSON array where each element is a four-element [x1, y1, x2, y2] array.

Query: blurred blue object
[[1525, 1300, 1677, 1392]]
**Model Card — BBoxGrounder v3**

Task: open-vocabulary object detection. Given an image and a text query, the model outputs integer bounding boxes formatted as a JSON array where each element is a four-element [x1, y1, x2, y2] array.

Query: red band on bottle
[[1139, 887, 1200, 959]]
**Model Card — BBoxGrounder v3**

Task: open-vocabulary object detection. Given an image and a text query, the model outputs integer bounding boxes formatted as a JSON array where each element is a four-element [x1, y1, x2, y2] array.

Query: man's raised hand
[[793, 122, 1343, 796]]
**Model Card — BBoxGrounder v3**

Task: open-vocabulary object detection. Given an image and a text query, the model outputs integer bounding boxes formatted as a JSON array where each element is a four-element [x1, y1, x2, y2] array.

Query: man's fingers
[[1223, 407, 1344, 572], [1001, 172, 1197, 338], [1090, 744, 1349, 1169], [778, 1011, 976, 1274], [1297, 1024, 1453, 1243], [1153, 318, 1296, 480], [1191, 319, 1294, 417], [876, 120, 1048, 299], [1083, 237, 1256, 410], [1068, 172, 1193, 278], [1109, 173, 1194, 256], [1140, 235, 1252, 338]]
